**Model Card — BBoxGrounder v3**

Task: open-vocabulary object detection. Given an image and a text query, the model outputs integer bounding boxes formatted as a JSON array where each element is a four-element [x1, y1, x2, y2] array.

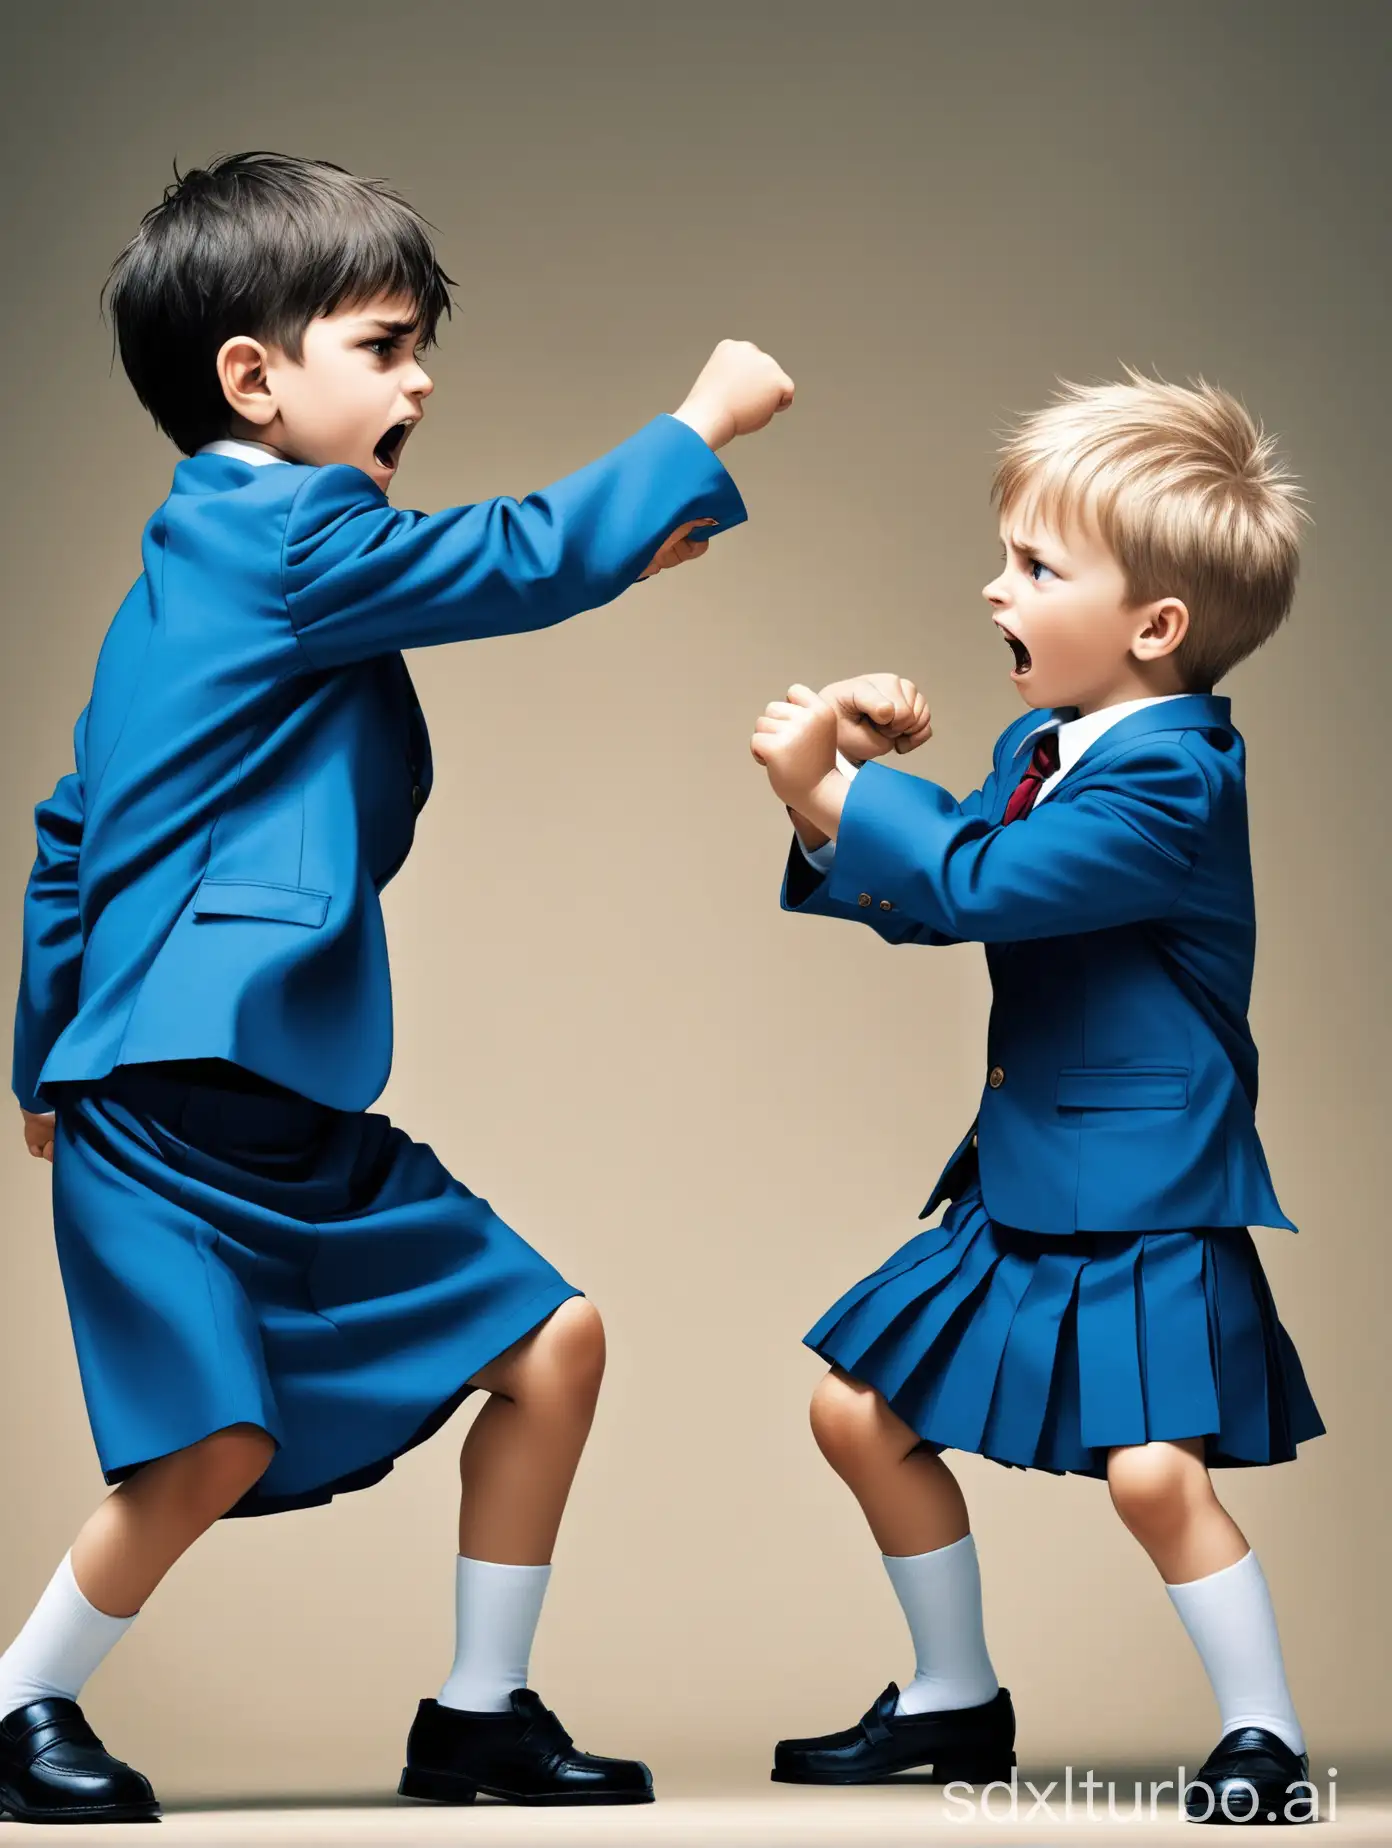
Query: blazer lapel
[[990, 709, 1075, 824], [988, 696, 1231, 822]]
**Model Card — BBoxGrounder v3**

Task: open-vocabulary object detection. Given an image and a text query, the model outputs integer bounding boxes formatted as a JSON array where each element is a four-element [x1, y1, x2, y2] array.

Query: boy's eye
[[1029, 558, 1056, 583], [363, 336, 427, 364]]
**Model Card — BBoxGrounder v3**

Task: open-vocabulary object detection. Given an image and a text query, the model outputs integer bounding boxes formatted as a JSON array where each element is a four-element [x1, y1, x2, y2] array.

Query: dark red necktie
[[1001, 729, 1061, 825]]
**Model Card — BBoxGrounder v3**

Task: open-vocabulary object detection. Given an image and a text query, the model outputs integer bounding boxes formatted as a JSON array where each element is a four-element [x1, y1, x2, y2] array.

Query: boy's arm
[[816, 741, 1210, 943], [13, 706, 88, 1113], [780, 740, 1012, 947], [282, 415, 747, 670]]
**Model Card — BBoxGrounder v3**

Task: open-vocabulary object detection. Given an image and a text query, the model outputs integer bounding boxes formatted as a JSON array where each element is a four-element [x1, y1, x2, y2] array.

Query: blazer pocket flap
[[192, 879, 330, 929], [1056, 1066, 1189, 1109]]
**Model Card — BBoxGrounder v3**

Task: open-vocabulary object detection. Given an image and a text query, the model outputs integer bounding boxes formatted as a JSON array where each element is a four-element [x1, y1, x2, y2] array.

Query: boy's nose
[[982, 575, 1008, 606]]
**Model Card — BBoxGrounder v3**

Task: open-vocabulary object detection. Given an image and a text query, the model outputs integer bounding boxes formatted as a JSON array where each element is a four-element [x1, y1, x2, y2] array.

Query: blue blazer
[[782, 696, 1295, 1236], [14, 415, 745, 1114]]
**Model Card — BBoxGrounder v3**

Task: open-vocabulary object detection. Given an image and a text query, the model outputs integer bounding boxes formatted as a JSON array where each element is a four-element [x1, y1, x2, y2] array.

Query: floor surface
[[4, 1765, 1384, 1845]]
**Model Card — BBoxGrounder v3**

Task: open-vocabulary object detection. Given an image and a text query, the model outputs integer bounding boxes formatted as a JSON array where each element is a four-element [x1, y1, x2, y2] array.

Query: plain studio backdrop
[[0, 0, 1386, 1802]]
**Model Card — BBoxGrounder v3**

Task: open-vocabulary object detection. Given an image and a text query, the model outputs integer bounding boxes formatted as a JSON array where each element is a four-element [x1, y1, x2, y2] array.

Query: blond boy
[[752, 372, 1323, 1827]]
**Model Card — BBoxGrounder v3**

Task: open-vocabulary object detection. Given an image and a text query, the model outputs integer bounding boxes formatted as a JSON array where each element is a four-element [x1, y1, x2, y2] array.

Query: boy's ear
[[216, 335, 276, 428], [1132, 595, 1189, 663]]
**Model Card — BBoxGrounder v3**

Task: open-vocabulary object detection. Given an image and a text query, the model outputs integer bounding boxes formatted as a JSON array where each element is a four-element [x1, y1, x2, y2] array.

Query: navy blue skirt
[[806, 1175, 1324, 1478], [51, 1063, 580, 1516]]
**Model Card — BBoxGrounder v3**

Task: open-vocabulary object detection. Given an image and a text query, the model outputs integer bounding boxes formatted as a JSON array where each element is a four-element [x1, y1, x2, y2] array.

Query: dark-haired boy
[[1, 151, 791, 1824]]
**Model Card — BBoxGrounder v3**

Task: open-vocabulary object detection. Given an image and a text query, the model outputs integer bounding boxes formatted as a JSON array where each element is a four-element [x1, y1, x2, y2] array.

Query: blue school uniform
[[14, 420, 746, 1511], [783, 695, 1323, 1478]]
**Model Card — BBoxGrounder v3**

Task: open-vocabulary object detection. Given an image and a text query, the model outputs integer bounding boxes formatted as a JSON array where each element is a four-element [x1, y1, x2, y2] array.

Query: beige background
[[0, 0, 1386, 1803]]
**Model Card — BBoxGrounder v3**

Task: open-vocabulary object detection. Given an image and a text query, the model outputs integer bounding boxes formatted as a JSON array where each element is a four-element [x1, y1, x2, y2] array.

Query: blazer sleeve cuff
[[823, 758, 958, 927], [781, 834, 833, 912], [646, 414, 749, 547]]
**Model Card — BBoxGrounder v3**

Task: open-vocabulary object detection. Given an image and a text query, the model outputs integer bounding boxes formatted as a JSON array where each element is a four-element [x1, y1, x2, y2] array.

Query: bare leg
[[1106, 1437, 1248, 1582], [0, 1421, 274, 1729], [432, 1300, 605, 1714], [1108, 1438, 1305, 1762], [457, 1297, 606, 1564], [68, 1424, 276, 1616], [809, 1366, 969, 1554], [404, 1299, 649, 1799], [774, 1368, 1000, 1734]]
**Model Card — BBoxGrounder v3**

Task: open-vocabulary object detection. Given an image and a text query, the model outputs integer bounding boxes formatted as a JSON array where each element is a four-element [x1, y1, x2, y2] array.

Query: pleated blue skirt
[[806, 1173, 1325, 1478], [51, 1063, 581, 1516]]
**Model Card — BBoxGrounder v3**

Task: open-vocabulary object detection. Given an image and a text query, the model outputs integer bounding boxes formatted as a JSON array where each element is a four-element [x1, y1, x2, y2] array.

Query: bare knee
[[133, 1423, 275, 1525], [809, 1370, 890, 1480], [1107, 1441, 1210, 1545], [540, 1295, 606, 1386], [508, 1297, 606, 1412]]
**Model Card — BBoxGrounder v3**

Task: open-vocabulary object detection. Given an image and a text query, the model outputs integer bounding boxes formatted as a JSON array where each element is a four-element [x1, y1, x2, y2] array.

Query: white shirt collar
[[197, 438, 289, 468], [1027, 694, 1190, 775]]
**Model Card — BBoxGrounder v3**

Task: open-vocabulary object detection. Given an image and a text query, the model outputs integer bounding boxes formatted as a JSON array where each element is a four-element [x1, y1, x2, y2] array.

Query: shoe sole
[[398, 1766, 654, 1806], [772, 1757, 1016, 1787], [0, 1780, 162, 1824]]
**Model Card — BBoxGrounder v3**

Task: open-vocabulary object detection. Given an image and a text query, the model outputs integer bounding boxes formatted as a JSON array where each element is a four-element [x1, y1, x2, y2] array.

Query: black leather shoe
[[398, 1689, 654, 1806], [0, 1698, 160, 1824], [772, 1681, 1015, 1785], [1185, 1727, 1313, 1825]]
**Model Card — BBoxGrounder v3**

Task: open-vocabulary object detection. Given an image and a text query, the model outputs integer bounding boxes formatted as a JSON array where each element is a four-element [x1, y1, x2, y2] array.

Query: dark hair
[[102, 151, 455, 455]]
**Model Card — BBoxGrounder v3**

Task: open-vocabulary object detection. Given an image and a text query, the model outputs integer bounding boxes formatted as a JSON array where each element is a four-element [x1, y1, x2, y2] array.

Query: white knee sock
[[437, 1555, 551, 1714], [1165, 1549, 1305, 1756], [0, 1553, 138, 1719], [882, 1533, 1000, 1716]]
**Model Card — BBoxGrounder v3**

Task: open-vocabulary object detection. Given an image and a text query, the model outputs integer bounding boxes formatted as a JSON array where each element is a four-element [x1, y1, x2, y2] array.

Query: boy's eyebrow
[[1008, 529, 1061, 559], [362, 317, 420, 337]]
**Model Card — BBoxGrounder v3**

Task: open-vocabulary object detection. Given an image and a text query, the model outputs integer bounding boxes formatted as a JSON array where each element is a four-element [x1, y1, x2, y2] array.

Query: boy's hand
[[750, 684, 839, 810], [674, 340, 795, 452], [637, 519, 718, 580], [21, 1107, 55, 1163], [820, 673, 932, 764]]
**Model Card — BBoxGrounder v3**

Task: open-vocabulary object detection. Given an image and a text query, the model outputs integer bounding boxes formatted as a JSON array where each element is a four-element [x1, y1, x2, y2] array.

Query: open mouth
[[999, 624, 1032, 675], [373, 421, 413, 470]]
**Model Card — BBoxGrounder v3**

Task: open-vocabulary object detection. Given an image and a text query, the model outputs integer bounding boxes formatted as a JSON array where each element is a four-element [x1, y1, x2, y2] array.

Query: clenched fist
[[750, 684, 839, 810], [21, 1107, 55, 1163], [637, 518, 718, 580], [674, 340, 795, 452], [820, 673, 932, 764]]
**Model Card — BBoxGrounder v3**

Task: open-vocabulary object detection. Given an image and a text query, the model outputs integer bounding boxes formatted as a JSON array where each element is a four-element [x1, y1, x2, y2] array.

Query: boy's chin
[[1009, 662, 1078, 711], [1009, 671, 1051, 709]]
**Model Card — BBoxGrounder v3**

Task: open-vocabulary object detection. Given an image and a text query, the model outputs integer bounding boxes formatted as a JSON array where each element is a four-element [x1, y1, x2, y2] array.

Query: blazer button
[[988, 1066, 1005, 1089], [879, 899, 892, 911], [411, 784, 425, 813], [857, 892, 872, 907]]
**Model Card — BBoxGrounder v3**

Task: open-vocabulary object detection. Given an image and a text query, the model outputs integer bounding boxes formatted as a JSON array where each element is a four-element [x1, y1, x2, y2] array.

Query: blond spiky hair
[[992, 368, 1307, 690]]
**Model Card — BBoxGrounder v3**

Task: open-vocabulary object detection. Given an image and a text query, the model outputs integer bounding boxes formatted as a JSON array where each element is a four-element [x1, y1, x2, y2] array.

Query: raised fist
[[674, 340, 795, 451], [819, 673, 932, 764]]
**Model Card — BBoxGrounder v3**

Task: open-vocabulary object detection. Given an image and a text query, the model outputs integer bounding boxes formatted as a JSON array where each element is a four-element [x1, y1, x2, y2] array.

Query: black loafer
[[1186, 1726, 1313, 1825], [398, 1689, 654, 1806], [0, 1697, 160, 1824], [772, 1681, 1016, 1785]]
